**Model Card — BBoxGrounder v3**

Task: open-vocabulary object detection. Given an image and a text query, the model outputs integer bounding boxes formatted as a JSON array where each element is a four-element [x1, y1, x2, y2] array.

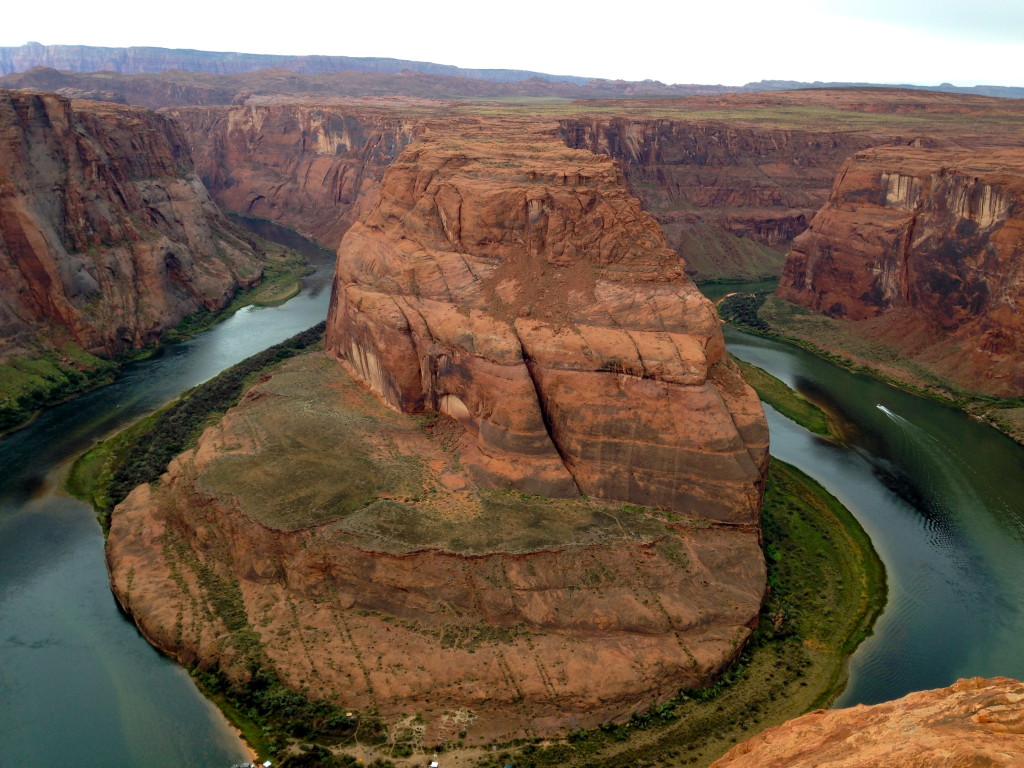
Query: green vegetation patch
[[165, 253, 313, 342], [195, 356, 431, 531], [717, 289, 772, 332], [0, 341, 118, 434], [66, 322, 326, 529], [471, 459, 885, 768], [732, 356, 832, 437]]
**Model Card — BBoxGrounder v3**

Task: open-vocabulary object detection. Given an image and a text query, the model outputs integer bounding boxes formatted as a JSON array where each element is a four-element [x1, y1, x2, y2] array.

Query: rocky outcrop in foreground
[[711, 677, 1024, 767], [0, 90, 263, 358], [777, 145, 1024, 395], [327, 118, 768, 522]]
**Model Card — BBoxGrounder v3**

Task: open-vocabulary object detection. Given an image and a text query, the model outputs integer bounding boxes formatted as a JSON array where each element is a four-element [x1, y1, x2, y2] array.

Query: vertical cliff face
[[326, 118, 768, 523], [0, 89, 264, 357], [558, 119, 884, 279], [166, 101, 420, 248], [170, 104, 890, 282], [777, 146, 1024, 395]]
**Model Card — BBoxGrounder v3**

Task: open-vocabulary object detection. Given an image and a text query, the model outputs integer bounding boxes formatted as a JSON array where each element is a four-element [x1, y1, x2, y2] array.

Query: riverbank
[[730, 356, 833, 438], [0, 227, 314, 438], [66, 323, 326, 530], [719, 290, 1024, 445], [0, 342, 119, 435], [164, 254, 313, 342]]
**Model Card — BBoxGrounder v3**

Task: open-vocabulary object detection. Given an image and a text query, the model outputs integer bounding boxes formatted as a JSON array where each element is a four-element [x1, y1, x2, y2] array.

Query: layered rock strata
[[777, 146, 1024, 395], [326, 118, 768, 522], [170, 100, 881, 281], [0, 89, 264, 357], [711, 677, 1024, 768], [559, 119, 884, 278], [166, 100, 420, 247]]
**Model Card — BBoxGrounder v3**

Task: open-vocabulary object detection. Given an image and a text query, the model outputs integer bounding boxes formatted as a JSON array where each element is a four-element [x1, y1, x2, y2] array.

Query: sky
[[4, 0, 1024, 87]]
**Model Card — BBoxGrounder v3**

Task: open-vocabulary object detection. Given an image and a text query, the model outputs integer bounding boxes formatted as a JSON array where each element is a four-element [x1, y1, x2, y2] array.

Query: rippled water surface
[[714, 297, 1024, 705]]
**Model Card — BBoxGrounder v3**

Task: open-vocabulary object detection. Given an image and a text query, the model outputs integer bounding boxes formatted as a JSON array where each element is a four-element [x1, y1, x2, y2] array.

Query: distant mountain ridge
[[0, 41, 593, 83], [2, 42, 1021, 99], [745, 79, 1024, 99]]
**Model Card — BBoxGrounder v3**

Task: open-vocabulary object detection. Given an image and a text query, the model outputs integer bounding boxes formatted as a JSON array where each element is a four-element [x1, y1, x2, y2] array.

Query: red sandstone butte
[[106, 118, 770, 742], [711, 677, 1024, 768], [326, 118, 768, 523]]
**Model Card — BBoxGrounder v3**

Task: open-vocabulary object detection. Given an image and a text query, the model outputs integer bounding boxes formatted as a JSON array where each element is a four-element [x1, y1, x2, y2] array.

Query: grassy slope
[[66, 322, 326, 529], [732, 356, 832, 437], [0, 341, 119, 434]]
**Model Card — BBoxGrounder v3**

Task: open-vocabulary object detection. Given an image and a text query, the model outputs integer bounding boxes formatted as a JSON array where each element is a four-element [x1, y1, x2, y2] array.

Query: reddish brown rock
[[106, 353, 767, 741], [326, 118, 768, 523], [165, 99, 421, 247], [0, 89, 264, 357], [777, 145, 1024, 395], [106, 118, 770, 741], [163, 89, 1024, 283], [711, 677, 1024, 768], [558, 118, 884, 278]]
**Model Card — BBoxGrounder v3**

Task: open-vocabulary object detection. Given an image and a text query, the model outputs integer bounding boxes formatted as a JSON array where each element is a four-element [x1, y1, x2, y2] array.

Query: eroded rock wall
[[326, 118, 768, 523], [170, 101, 894, 281], [0, 89, 263, 357], [777, 146, 1024, 395], [558, 119, 887, 278], [166, 101, 420, 248]]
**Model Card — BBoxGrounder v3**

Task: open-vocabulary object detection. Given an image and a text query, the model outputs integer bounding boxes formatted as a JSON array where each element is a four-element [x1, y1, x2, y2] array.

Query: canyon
[[1, 54, 1023, 763], [161, 96, 901, 283], [105, 119, 770, 741], [154, 90, 1024, 288]]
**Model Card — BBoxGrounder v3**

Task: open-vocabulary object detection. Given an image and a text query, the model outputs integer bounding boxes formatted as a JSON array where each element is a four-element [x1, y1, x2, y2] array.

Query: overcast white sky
[[4, 0, 1023, 87]]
